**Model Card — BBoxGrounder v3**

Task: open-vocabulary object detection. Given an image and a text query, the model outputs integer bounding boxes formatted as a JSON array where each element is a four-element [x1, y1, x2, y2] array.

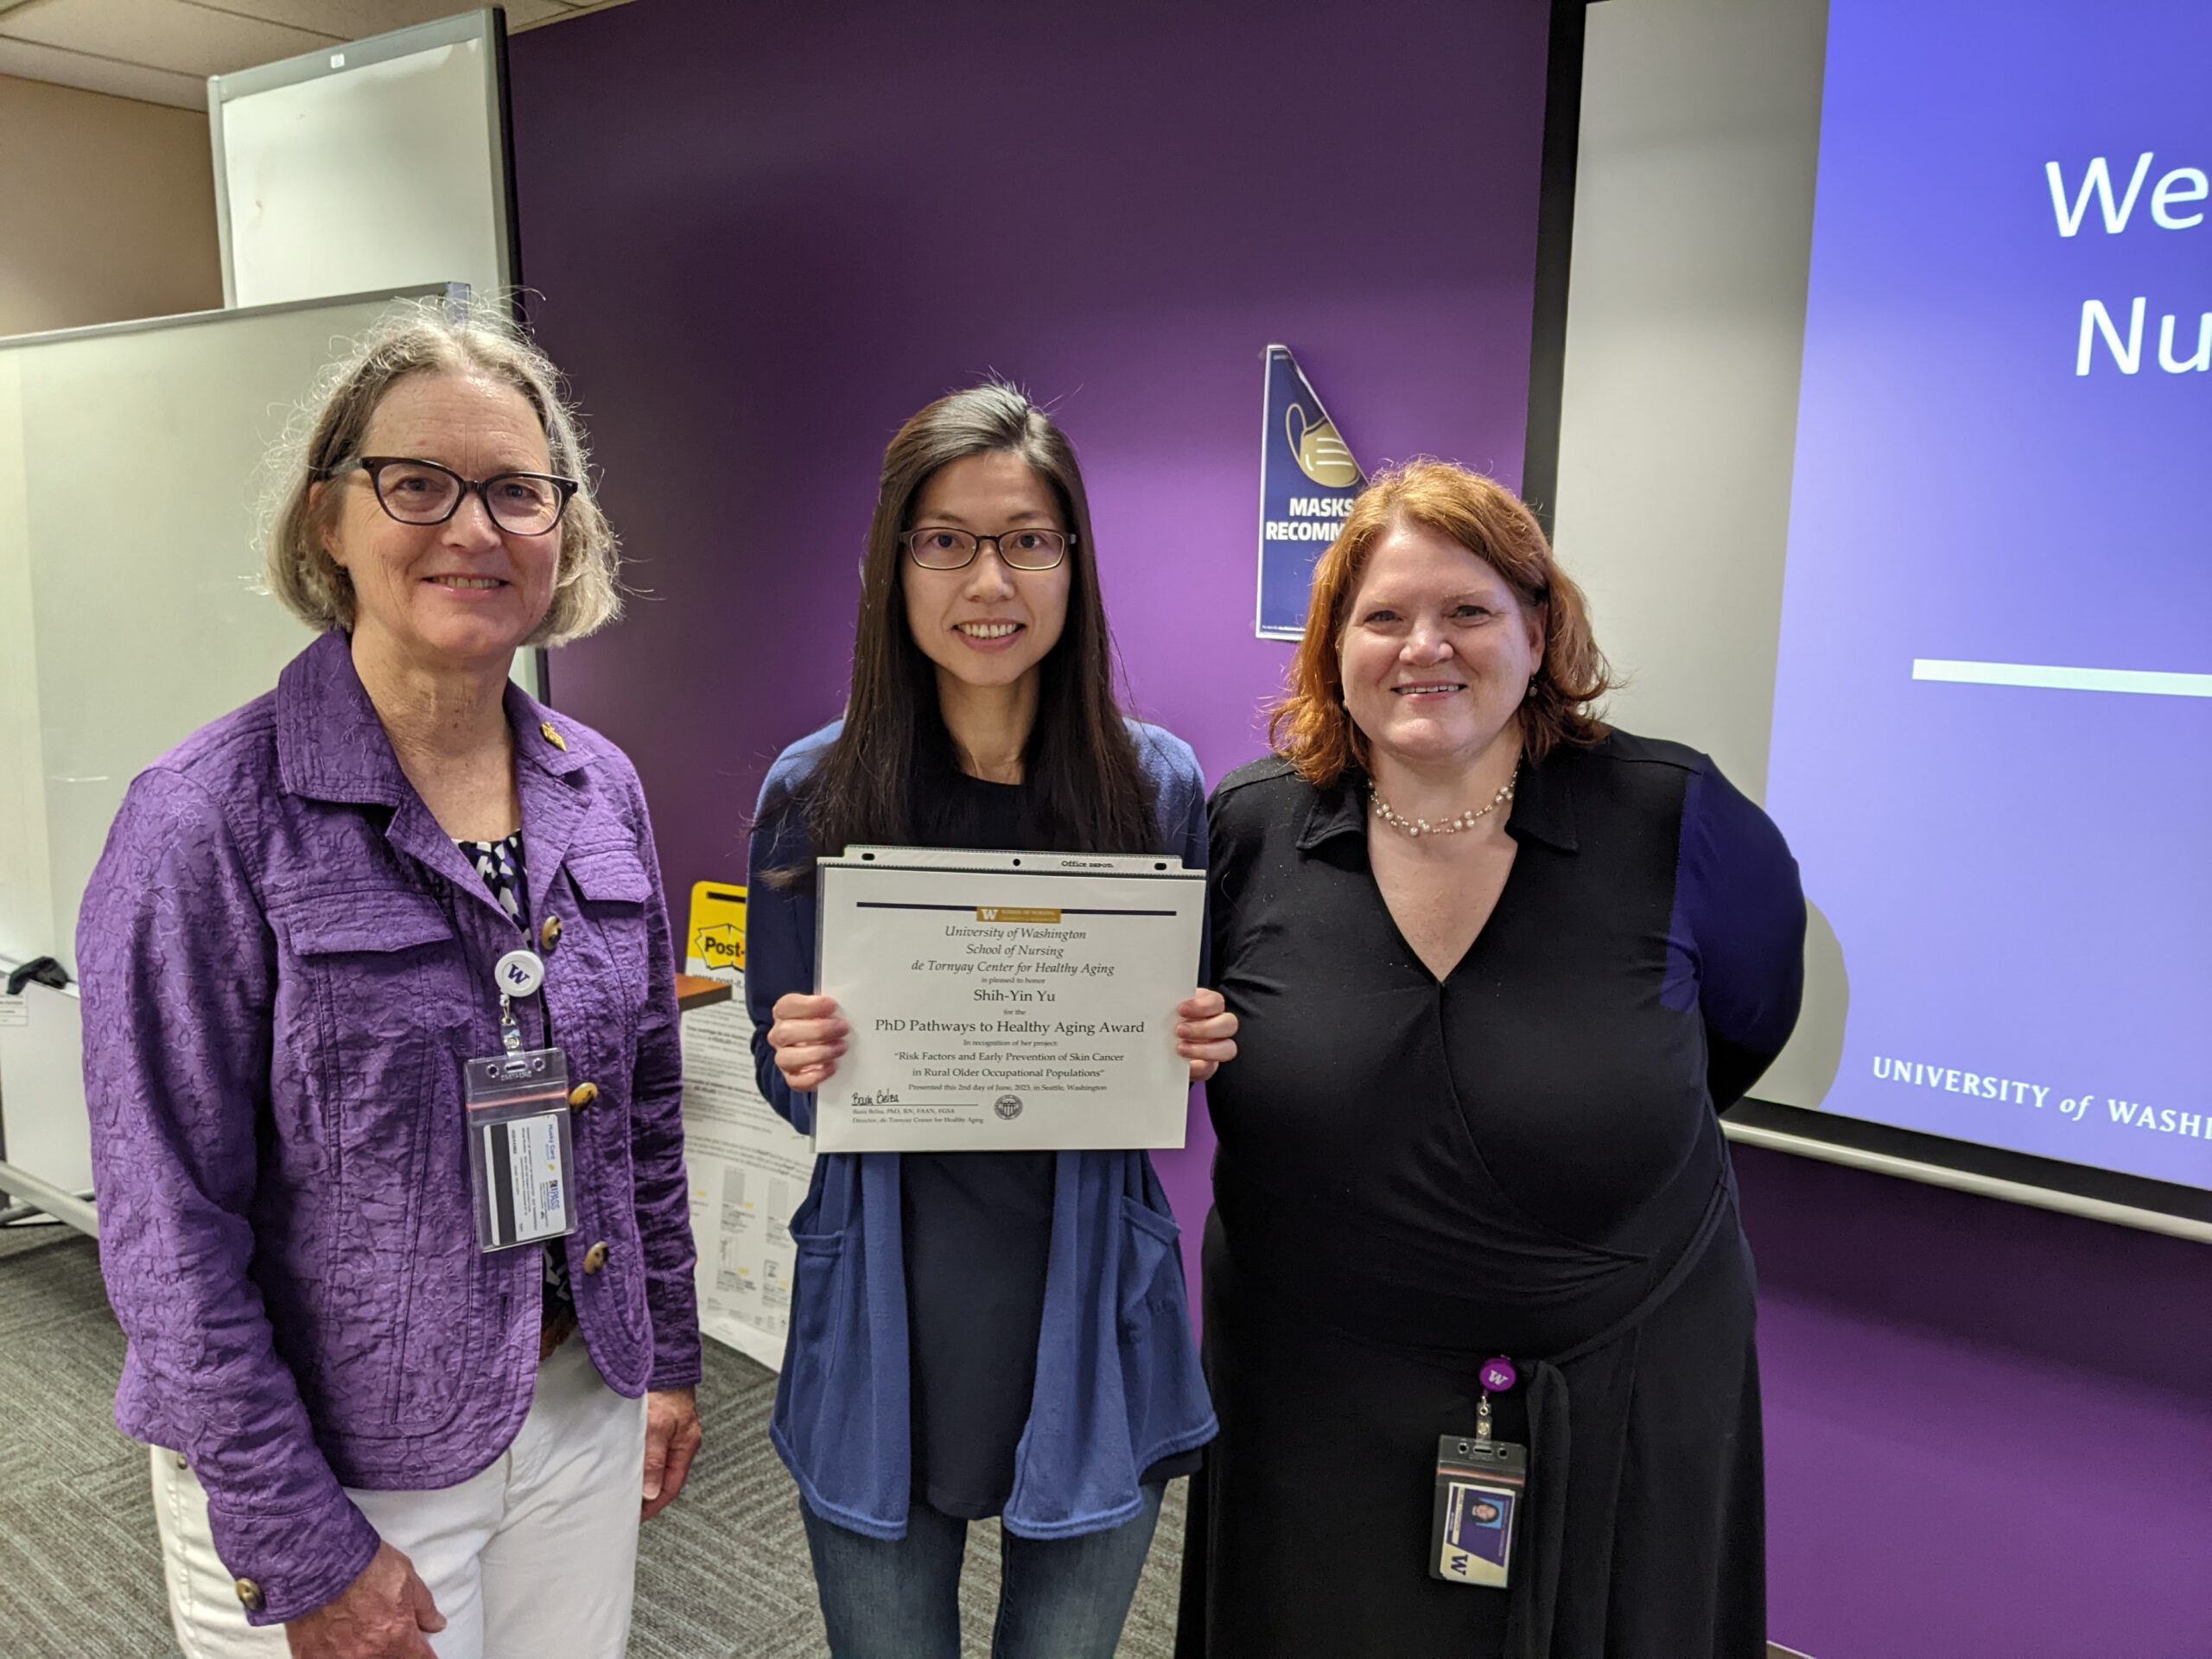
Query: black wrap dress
[[1176, 732, 1804, 1658]]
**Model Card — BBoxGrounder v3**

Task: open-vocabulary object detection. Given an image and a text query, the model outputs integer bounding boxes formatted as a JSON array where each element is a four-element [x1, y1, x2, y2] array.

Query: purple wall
[[507, 5, 2212, 1656], [1740, 1145, 2212, 1658], [506, 0, 1549, 1283]]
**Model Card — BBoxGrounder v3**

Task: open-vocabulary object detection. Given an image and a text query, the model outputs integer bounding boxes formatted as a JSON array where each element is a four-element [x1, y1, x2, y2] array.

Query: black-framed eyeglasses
[[324, 455, 579, 537], [901, 526, 1074, 571]]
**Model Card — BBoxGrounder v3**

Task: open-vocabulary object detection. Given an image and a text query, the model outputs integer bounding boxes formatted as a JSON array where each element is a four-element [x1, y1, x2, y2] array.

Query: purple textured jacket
[[77, 630, 701, 1625]]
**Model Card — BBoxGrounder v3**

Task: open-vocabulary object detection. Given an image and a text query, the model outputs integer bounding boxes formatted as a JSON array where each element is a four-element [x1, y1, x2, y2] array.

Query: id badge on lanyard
[[1431, 1357, 1527, 1590], [462, 947, 578, 1254]]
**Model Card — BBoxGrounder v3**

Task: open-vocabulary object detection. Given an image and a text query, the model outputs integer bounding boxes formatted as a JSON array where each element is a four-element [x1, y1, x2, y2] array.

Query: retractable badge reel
[[463, 948, 577, 1255], [1431, 1357, 1528, 1590]]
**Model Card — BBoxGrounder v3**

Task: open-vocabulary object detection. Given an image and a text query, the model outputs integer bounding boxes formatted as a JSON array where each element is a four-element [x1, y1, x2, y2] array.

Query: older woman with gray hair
[[76, 299, 701, 1659]]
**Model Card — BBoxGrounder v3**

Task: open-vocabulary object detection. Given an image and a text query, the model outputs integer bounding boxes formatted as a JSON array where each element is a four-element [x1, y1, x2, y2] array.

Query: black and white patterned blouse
[[461, 830, 528, 927], [457, 830, 575, 1324]]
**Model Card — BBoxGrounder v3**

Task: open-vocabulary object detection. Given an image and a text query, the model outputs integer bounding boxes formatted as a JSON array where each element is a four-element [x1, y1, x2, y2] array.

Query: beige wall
[[0, 73, 221, 339]]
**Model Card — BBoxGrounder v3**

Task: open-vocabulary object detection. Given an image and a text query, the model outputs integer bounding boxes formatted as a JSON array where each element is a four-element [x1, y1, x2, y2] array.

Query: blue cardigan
[[745, 719, 1218, 1541]]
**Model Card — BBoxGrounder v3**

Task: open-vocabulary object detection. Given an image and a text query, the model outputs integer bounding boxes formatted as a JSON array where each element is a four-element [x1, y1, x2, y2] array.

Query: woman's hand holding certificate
[[766, 993, 849, 1095], [1175, 987, 1239, 1082]]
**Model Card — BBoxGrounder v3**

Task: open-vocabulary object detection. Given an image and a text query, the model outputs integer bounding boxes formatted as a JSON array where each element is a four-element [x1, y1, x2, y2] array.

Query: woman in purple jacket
[[77, 301, 702, 1659]]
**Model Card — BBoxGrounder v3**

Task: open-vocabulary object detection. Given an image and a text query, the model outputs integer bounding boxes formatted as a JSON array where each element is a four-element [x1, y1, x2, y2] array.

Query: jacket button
[[582, 1241, 610, 1274], [540, 914, 563, 952], [234, 1578, 264, 1612], [568, 1081, 599, 1111]]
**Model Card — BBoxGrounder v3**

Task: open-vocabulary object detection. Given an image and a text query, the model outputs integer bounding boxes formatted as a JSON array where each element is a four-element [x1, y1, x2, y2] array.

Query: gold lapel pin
[[541, 721, 567, 752]]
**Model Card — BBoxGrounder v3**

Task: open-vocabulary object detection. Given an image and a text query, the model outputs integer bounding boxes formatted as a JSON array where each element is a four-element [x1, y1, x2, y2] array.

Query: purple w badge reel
[[1433, 1358, 1527, 1589]]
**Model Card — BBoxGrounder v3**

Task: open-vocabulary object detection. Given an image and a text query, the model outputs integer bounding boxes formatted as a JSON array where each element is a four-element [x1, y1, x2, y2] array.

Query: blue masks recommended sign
[[1255, 344, 1365, 639]]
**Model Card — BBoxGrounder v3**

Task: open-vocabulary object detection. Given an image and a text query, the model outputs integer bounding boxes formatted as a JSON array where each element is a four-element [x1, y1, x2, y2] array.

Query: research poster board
[[680, 882, 813, 1370]]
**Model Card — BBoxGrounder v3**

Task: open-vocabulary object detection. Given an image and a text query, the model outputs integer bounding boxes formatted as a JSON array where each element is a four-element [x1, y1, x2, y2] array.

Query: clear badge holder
[[1431, 1361, 1528, 1590], [463, 1035, 578, 1255]]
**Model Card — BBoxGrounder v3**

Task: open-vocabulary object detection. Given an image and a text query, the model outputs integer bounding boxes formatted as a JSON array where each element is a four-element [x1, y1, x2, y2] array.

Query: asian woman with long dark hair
[[743, 384, 1236, 1659]]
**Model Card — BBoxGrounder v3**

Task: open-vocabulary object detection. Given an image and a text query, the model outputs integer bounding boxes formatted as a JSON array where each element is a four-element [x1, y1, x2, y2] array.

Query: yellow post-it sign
[[687, 882, 747, 976]]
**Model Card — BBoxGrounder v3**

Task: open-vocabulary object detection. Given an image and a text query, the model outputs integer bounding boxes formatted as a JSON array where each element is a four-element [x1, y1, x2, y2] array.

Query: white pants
[[150, 1339, 649, 1659]]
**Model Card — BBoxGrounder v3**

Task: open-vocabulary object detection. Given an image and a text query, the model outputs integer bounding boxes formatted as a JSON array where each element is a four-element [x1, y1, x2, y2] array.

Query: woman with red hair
[[1176, 461, 1804, 1658]]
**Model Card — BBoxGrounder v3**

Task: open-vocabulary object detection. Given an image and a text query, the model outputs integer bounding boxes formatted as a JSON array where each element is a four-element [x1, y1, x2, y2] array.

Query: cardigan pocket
[[781, 1204, 851, 1455], [1114, 1193, 1207, 1465], [1116, 1194, 1186, 1329]]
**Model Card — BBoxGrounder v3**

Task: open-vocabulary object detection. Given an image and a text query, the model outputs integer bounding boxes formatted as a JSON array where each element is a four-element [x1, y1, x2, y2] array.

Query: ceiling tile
[[194, 2, 601, 35], [195, 1, 505, 38], [0, 0, 639, 106], [1, 0, 340, 78], [0, 36, 204, 105]]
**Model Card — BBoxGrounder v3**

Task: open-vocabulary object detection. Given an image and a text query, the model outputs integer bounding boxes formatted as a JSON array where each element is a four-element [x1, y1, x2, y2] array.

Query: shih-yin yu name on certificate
[[811, 849, 1205, 1153]]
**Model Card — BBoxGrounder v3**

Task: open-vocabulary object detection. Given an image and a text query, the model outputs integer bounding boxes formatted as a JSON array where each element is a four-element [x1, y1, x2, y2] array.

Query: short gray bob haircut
[[262, 294, 621, 645]]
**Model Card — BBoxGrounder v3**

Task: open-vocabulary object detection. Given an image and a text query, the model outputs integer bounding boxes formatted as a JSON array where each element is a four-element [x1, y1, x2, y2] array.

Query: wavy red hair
[[1269, 461, 1611, 785]]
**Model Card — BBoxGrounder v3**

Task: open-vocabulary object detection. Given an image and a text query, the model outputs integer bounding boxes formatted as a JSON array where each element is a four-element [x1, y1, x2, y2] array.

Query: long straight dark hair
[[781, 383, 1154, 877]]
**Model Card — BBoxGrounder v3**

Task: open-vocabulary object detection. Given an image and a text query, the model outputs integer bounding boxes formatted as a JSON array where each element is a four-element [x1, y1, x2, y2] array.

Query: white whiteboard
[[0, 288, 450, 976], [211, 10, 512, 310]]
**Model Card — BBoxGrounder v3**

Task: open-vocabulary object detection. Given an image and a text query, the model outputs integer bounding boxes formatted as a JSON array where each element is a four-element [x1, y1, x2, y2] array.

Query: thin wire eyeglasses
[[900, 526, 1074, 571]]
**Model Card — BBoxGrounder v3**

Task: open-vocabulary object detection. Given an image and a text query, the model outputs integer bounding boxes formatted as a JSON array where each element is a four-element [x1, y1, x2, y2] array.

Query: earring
[[1525, 675, 1539, 701]]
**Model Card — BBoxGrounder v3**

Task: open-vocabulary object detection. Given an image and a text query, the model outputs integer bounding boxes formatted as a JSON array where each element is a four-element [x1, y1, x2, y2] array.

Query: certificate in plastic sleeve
[[811, 849, 1205, 1153]]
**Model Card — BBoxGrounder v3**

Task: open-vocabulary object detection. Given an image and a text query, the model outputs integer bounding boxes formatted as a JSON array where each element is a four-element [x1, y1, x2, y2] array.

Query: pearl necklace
[[1370, 773, 1516, 838]]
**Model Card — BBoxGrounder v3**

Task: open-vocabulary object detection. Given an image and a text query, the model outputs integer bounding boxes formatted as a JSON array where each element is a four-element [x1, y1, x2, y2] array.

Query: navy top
[[851, 764, 1204, 1516], [900, 769, 1058, 1515], [745, 719, 1217, 1540]]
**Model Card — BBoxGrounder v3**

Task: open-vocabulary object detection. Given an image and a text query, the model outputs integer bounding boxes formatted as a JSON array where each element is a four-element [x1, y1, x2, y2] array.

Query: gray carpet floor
[[0, 1220, 1186, 1658]]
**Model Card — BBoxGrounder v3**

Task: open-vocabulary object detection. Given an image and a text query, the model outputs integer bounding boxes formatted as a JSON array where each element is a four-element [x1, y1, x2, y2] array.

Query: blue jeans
[[800, 1487, 1166, 1659]]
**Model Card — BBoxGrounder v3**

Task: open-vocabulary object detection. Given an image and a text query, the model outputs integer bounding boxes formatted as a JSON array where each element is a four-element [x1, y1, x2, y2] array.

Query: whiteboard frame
[[207, 9, 518, 312], [0, 283, 458, 358]]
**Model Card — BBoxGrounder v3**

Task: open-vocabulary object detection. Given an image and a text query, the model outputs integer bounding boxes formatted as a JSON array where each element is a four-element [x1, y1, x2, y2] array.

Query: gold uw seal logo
[[1286, 404, 1361, 487], [995, 1095, 1024, 1121]]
